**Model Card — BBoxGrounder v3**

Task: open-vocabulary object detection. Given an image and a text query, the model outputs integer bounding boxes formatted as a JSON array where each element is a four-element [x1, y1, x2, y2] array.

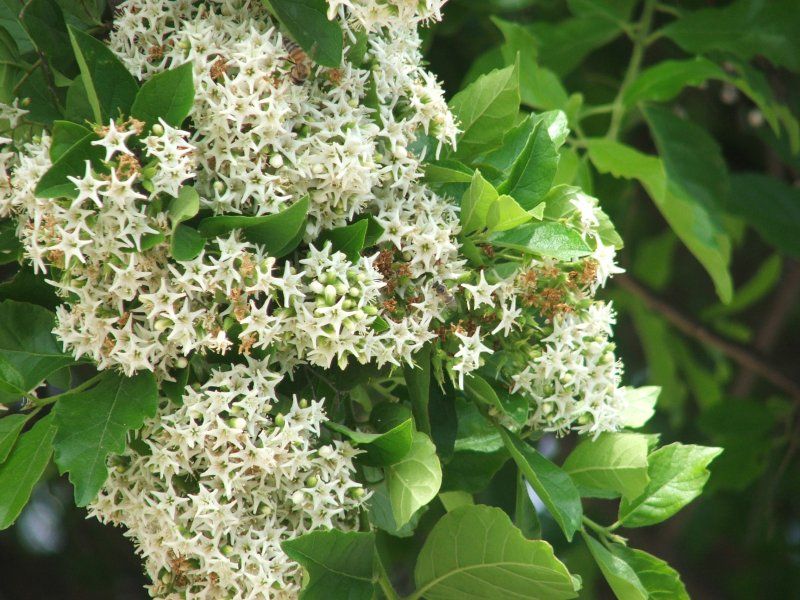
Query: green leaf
[[583, 533, 648, 600], [662, 0, 800, 71], [727, 173, 800, 257], [131, 61, 195, 128], [619, 386, 659, 429], [318, 219, 368, 262], [611, 546, 690, 600], [563, 433, 650, 500], [19, 0, 75, 78], [494, 19, 568, 111], [53, 371, 158, 506], [528, 17, 622, 77], [499, 427, 582, 541], [168, 185, 200, 227], [623, 57, 728, 107], [198, 196, 309, 257], [463, 374, 527, 427], [264, 0, 343, 68], [369, 480, 425, 538], [0, 301, 76, 403], [50, 121, 92, 162], [489, 222, 591, 261], [414, 504, 577, 600], [67, 25, 138, 123], [35, 133, 105, 199], [515, 474, 541, 539], [0, 220, 22, 264], [0, 413, 29, 463], [442, 448, 509, 493], [585, 139, 732, 302], [326, 419, 414, 466], [170, 224, 205, 262], [404, 344, 431, 435], [567, 0, 638, 22], [449, 62, 520, 160], [282, 529, 375, 600], [0, 412, 57, 529], [460, 170, 498, 234], [385, 431, 442, 528], [496, 121, 559, 210], [425, 160, 474, 184], [439, 490, 474, 513], [618, 443, 723, 528]]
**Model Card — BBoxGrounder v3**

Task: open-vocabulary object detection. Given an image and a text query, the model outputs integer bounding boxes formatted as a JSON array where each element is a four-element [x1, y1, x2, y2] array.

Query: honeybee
[[433, 282, 457, 310], [284, 41, 311, 85]]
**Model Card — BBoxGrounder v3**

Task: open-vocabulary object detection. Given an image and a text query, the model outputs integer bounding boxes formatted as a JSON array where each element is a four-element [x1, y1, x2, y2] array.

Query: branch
[[616, 274, 800, 403]]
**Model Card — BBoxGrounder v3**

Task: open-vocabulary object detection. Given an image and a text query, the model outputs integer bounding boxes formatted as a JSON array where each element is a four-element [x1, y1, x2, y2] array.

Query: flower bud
[[324, 284, 337, 305], [151, 123, 165, 136]]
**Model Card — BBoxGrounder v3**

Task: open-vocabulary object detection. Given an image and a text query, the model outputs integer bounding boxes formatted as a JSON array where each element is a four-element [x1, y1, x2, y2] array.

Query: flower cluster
[[90, 359, 365, 599]]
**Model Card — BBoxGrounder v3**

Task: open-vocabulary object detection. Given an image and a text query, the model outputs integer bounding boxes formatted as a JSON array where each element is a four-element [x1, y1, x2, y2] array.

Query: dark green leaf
[[0, 413, 29, 463], [499, 427, 582, 541], [611, 545, 690, 600], [449, 62, 520, 160], [0, 268, 59, 309], [496, 121, 559, 210], [264, 0, 343, 68], [460, 170, 499, 234], [623, 58, 727, 107], [67, 25, 138, 123], [464, 374, 527, 427], [326, 419, 414, 466], [0, 301, 76, 403], [368, 480, 425, 538], [282, 529, 375, 600], [131, 61, 195, 128], [727, 173, 800, 257], [515, 473, 542, 539], [618, 443, 722, 528], [53, 371, 158, 506], [19, 0, 76, 77], [362, 216, 384, 248], [404, 344, 431, 435], [414, 505, 577, 600], [528, 16, 622, 77], [489, 221, 591, 261], [663, 0, 800, 71], [442, 448, 508, 493], [318, 219, 368, 262], [0, 412, 57, 529], [35, 133, 104, 199], [170, 224, 205, 261], [50, 121, 92, 162], [0, 220, 22, 264]]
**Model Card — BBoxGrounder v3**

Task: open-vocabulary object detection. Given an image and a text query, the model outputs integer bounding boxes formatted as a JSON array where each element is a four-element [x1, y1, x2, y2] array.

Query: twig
[[616, 274, 800, 403]]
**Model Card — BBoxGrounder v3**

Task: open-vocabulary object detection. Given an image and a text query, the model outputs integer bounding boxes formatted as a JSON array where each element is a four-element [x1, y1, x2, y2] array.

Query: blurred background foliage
[[1, 0, 799, 598]]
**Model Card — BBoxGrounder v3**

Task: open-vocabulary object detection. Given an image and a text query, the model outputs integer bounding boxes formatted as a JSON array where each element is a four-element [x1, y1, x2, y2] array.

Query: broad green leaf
[[0, 413, 29, 463], [618, 443, 723, 528], [35, 134, 105, 199], [385, 431, 442, 528], [0, 268, 58, 309], [326, 419, 414, 466], [486, 194, 532, 232], [499, 427, 582, 541], [362, 216, 384, 248], [623, 57, 727, 107], [19, 0, 75, 78], [264, 0, 343, 68], [318, 219, 368, 262], [0, 301, 76, 403], [414, 505, 577, 600], [449, 63, 520, 160], [454, 397, 503, 453], [425, 160, 473, 184], [439, 490, 474, 512], [50, 121, 92, 162], [198, 196, 309, 257], [619, 386, 659, 429], [0, 412, 57, 529], [583, 533, 648, 600], [494, 19, 568, 111], [662, 0, 800, 71], [528, 17, 622, 77], [131, 61, 195, 128], [369, 481, 425, 538], [67, 25, 138, 123], [404, 344, 432, 435], [727, 173, 800, 257], [611, 545, 690, 600], [496, 121, 559, 210], [563, 433, 649, 500], [53, 371, 158, 506], [477, 114, 536, 176], [442, 448, 509, 493], [585, 139, 732, 302], [282, 530, 375, 600], [489, 221, 591, 261], [567, 0, 638, 22], [168, 185, 200, 227], [460, 170, 498, 234], [170, 224, 205, 262], [515, 475, 542, 539]]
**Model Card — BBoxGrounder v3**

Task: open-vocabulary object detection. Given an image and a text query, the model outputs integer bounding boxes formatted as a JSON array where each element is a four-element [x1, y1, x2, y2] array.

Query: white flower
[[461, 270, 501, 310], [592, 236, 625, 288], [452, 326, 493, 389], [91, 119, 135, 162]]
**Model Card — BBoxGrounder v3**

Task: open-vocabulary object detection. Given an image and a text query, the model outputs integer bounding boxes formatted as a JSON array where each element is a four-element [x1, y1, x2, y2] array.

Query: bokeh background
[[2, 0, 799, 598]]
